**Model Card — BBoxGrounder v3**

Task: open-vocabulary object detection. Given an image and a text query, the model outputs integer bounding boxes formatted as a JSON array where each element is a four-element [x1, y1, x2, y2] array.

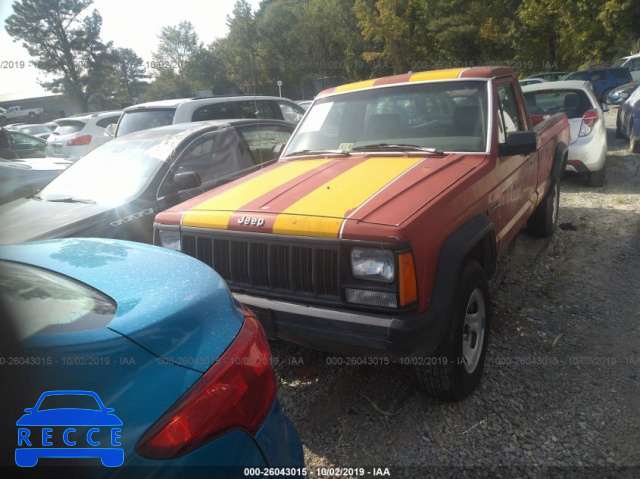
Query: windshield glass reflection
[[39, 138, 168, 205]]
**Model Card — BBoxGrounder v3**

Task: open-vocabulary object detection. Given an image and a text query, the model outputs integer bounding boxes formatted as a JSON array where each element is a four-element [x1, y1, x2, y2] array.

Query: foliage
[[150, 21, 204, 98], [5, 0, 115, 111], [7, 0, 640, 104], [113, 48, 148, 105]]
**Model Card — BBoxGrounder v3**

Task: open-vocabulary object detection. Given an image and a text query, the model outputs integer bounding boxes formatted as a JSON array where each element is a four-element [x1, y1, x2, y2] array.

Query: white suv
[[46, 111, 122, 160], [114, 96, 305, 138]]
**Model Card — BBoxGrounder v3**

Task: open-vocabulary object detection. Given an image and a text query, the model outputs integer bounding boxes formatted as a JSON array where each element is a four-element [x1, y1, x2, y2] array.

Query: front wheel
[[416, 260, 490, 401]]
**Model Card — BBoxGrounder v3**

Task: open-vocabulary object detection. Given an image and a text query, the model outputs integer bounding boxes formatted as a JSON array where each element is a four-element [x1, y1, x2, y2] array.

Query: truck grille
[[182, 233, 340, 299]]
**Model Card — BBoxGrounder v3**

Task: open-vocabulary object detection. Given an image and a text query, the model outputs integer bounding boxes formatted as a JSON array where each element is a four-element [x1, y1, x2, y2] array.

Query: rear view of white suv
[[46, 111, 122, 160], [114, 96, 305, 138]]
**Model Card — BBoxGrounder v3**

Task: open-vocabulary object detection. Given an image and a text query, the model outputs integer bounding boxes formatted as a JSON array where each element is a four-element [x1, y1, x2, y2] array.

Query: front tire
[[417, 260, 490, 401], [527, 180, 560, 237]]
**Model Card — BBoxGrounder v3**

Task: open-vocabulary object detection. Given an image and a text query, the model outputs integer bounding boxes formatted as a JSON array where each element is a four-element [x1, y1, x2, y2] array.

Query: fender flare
[[552, 141, 569, 181], [428, 214, 496, 322]]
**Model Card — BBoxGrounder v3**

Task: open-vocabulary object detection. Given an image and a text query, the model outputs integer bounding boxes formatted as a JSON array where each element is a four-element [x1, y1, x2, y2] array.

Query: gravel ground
[[269, 107, 640, 478]]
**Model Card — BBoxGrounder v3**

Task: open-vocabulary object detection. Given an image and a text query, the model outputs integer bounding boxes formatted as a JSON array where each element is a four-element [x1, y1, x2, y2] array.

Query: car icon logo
[[15, 390, 124, 467]]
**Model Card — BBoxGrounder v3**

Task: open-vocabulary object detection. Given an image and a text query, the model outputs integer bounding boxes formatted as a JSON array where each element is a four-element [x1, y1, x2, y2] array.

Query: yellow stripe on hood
[[273, 157, 424, 238], [182, 159, 333, 229]]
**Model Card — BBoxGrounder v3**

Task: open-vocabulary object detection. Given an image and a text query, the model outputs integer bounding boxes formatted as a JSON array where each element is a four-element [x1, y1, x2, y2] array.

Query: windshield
[[116, 108, 176, 137], [283, 81, 488, 156], [38, 137, 168, 205]]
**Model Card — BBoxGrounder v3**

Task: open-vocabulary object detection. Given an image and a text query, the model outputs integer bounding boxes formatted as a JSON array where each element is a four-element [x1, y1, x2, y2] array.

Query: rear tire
[[615, 114, 624, 138], [527, 180, 560, 237], [28, 112, 36, 119], [417, 260, 490, 401], [587, 161, 606, 187]]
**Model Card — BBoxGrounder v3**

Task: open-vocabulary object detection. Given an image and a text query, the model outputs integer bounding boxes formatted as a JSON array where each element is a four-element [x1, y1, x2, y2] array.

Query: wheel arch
[[428, 215, 496, 318], [552, 141, 569, 180]]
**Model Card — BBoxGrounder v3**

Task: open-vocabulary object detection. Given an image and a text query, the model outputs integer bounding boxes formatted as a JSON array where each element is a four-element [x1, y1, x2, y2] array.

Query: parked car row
[[1, 114, 303, 472], [521, 65, 635, 103]]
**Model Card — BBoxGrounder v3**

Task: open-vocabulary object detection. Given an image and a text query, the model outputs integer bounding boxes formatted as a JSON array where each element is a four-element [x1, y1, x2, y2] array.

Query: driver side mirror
[[173, 170, 201, 190], [500, 131, 537, 156]]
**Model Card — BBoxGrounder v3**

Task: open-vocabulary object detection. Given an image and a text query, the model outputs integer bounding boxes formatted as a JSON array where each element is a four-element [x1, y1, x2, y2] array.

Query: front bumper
[[234, 293, 450, 358]]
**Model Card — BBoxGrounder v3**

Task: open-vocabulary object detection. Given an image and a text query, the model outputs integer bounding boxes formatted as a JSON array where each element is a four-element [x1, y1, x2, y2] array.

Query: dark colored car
[[605, 81, 640, 105], [7, 122, 57, 139], [562, 68, 632, 101], [616, 84, 640, 153], [0, 119, 294, 245], [0, 157, 72, 205], [5, 130, 46, 158]]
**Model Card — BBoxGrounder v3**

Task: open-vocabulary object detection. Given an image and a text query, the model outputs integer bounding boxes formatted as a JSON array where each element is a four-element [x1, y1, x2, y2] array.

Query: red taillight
[[582, 110, 598, 127], [136, 307, 277, 459], [67, 135, 92, 146], [579, 110, 599, 137]]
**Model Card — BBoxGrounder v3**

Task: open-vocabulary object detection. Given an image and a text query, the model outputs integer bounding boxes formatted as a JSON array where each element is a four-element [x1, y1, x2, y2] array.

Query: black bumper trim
[[233, 293, 450, 358]]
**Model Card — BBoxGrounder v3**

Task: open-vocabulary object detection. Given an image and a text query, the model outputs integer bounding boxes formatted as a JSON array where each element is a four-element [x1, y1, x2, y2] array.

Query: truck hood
[[171, 154, 481, 239]]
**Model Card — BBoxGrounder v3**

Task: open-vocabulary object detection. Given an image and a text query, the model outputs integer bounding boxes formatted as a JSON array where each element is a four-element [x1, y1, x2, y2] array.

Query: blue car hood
[[0, 239, 244, 373]]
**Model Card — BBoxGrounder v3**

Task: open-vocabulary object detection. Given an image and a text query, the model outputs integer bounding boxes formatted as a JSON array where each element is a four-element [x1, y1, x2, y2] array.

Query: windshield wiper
[[285, 149, 351, 157], [351, 143, 445, 155], [46, 197, 96, 204]]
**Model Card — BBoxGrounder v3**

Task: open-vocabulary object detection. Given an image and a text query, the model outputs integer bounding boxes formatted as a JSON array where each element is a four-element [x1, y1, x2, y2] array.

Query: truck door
[[494, 80, 537, 249]]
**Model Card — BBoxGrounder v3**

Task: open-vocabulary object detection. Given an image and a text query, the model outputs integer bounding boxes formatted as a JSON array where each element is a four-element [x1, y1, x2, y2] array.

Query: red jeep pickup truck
[[154, 67, 570, 400]]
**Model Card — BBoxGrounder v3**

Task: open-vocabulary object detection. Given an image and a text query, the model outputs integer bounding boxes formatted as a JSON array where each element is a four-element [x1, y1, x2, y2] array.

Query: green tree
[[151, 21, 203, 97], [225, 0, 262, 93], [517, 0, 639, 73], [354, 0, 424, 75], [5, 0, 114, 112], [114, 48, 148, 104]]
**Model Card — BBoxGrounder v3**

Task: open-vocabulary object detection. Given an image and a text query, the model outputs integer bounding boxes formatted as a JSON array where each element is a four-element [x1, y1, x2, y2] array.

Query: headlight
[[351, 248, 394, 283], [158, 229, 181, 251]]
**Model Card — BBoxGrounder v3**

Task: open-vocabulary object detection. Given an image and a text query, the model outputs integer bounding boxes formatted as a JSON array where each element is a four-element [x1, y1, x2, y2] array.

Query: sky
[[0, 0, 262, 97]]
